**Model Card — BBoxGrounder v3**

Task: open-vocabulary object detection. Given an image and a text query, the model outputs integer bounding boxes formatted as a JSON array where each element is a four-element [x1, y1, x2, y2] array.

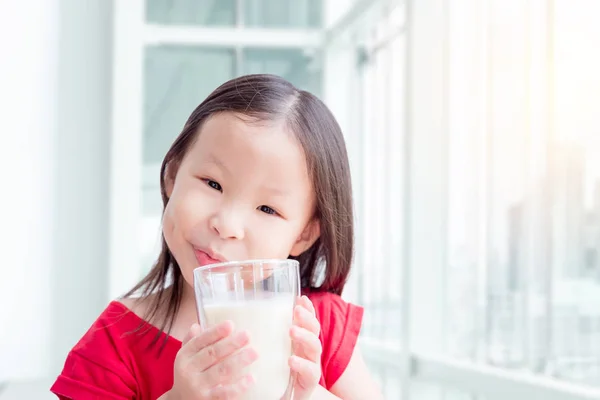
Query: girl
[[51, 74, 382, 399]]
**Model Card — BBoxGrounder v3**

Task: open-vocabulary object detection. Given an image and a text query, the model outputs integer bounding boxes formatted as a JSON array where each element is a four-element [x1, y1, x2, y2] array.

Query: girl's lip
[[193, 248, 224, 267]]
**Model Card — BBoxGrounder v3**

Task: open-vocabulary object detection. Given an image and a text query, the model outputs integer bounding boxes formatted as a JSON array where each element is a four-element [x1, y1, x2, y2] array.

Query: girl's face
[[163, 112, 320, 289]]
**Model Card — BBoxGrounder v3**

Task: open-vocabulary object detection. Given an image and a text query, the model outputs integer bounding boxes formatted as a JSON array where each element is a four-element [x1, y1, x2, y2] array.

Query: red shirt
[[50, 292, 363, 399]]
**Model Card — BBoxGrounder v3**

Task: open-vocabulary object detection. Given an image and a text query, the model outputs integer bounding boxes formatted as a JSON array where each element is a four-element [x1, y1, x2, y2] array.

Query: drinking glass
[[193, 259, 301, 400]]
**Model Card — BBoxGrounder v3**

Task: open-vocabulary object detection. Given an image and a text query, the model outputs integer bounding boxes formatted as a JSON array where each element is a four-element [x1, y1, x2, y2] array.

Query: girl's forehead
[[191, 114, 300, 159], [186, 113, 313, 195]]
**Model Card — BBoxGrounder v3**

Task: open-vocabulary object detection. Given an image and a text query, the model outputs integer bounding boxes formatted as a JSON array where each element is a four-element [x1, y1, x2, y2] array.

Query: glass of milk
[[193, 259, 300, 400]]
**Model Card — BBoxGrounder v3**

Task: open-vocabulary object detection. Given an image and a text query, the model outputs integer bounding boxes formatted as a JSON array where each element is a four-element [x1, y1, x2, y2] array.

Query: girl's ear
[[290, 218, 321, 256]]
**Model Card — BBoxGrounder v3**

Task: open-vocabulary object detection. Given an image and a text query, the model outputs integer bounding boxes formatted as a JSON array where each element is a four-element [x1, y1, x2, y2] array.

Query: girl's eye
[[258, 205, 277, 215], [205, 180, 222, 192]]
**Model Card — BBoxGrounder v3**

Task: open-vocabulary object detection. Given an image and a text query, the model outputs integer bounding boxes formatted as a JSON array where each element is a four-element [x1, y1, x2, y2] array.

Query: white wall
[[50, 0, 113, 377], [0, 0, 113, 381], [0, 0, 59, 381]]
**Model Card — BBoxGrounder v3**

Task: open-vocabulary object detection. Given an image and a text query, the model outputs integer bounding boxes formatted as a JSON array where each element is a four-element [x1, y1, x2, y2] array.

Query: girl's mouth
[[194, 248, 224, 267]]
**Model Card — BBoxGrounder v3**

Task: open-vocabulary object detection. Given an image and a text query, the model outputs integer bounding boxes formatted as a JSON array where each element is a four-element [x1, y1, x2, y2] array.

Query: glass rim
[[193, 258, 299, 274]]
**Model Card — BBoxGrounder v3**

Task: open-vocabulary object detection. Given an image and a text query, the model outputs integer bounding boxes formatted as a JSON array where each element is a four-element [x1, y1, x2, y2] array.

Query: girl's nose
[[209, 209, 245, 240]]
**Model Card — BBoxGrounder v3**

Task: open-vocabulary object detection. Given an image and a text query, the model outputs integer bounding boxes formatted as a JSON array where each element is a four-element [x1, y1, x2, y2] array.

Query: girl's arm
[[311, 345, 384, 400]]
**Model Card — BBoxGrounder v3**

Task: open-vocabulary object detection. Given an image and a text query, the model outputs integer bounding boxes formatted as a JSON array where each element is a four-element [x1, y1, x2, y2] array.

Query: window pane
[[485, 0, 531, 369], [358, 32, 404, 346], [242, 49, 322, 96], [550, 0, 600, 385], [445, 0, 546, 370], [350, 5, 406, 397], [143, 46, 235, 169], [146, 0, 236, 26], [244, 0, 322, 28], [445, 0, 600, 389]]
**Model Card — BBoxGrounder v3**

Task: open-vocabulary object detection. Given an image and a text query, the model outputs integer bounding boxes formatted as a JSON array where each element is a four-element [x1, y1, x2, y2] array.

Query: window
[[333, 0, 407, 392], [145, 0, 322, 27], [357, 24, 405, 349], [146, 0, 237, 26], [328, 0, 600, 398], [144, 47, 236, 166], [244, 0, 322, 28], [242, 48, 322, 96], [444, 0, 600, 390]]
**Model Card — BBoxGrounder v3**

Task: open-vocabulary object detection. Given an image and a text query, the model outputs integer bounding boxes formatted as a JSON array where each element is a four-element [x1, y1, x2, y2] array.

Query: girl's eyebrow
[[203, 153, 292, 196], [260, 185, 291, 197], [203, 153, 231, 175]]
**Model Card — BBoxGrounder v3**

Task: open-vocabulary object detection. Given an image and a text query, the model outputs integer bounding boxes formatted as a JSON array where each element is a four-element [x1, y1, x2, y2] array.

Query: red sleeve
[[308, 292, 364, 390], [50, 304, 138, 399], [51, 350, 136, 400]]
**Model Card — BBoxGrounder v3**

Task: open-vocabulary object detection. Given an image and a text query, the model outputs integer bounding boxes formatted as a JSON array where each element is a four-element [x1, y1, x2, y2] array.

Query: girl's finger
[[208, 374, 255, 399], [184, 321, 234, 356], [290, 326, 322, 362], [289, 355, 321, 389], [300, 295, 316, 315], [202, 346, 259, 386], [294, 305, 321, 336], [191, 329, 251, 371]]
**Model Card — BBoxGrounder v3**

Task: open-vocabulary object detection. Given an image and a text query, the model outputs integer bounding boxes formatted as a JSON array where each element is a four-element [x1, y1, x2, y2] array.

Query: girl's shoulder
[[116, 296, 150, 322], [50, 298, 180, 399], [61, 298, 170, 364], [305, 291, 364, 390]]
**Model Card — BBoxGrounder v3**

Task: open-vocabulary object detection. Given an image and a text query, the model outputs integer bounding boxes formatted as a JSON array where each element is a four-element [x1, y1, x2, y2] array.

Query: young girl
[[51, 74, 382, 399]]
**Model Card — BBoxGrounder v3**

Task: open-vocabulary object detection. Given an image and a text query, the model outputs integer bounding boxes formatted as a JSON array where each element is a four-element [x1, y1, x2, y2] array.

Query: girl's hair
[[125, 74, 354, 341]]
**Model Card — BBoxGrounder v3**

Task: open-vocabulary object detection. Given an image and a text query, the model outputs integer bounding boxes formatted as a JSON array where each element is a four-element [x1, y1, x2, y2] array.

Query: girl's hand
[[167, 321, 258, 400], [289, 295, 323, 400]]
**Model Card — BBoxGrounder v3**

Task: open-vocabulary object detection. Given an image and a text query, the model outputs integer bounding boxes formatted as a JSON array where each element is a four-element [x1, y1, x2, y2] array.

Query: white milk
[[203, 294, 295, 399]]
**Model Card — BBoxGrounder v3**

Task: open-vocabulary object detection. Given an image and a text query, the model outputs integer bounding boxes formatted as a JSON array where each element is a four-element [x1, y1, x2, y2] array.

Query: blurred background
[[1, 0, 599, 399]]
